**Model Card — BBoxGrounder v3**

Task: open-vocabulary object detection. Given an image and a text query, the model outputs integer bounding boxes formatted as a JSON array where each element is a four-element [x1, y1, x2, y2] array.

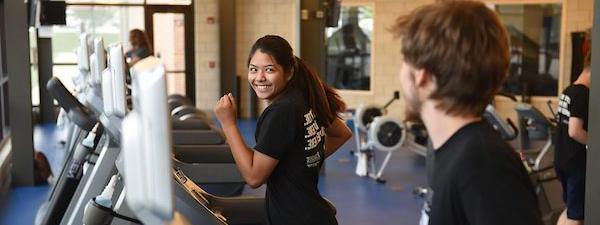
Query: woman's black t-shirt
[[254, 88, 337, 225], [125, 47, 151, 60]]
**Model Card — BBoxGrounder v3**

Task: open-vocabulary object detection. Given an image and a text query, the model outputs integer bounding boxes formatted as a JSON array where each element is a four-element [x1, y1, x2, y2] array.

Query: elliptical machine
[[483, 93, 519, 141], [467, 93, 564, 225], [515, 101, 564, 225], [498, 81, 563, 225], [352, 91, 427, 183]]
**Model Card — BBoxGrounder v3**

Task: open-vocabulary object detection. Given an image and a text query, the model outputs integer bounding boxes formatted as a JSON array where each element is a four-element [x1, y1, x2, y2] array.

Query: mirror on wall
[[325, 5, 372, 91], [492, 3, 562, 97]]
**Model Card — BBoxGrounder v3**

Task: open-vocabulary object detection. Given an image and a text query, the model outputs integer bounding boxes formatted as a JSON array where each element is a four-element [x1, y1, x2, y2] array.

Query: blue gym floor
[[0, 120, 426, 225]]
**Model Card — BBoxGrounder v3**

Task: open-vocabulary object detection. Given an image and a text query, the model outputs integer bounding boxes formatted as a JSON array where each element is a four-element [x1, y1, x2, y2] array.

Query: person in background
[[391, 1, 544, 225], [125, 29, 152, 66], [214, 35, 352, 225], [554, 29, 591, 225]]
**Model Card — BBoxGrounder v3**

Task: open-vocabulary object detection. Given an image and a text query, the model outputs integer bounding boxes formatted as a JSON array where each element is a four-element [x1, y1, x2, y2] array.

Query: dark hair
[[583, 28, 592, 70], [391, 1, 510, 116], [129, 29, 153, 55], [247, 35, 346, 125], [584, 50, 592, 70]]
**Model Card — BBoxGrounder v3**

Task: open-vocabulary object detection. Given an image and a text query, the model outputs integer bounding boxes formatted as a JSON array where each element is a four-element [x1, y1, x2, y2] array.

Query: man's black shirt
[[428, 121, 543, 225]]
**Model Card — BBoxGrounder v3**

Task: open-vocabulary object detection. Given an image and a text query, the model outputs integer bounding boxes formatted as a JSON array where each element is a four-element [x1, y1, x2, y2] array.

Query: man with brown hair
[[392, 1, 543, 225], [554, 30, 591, 225]]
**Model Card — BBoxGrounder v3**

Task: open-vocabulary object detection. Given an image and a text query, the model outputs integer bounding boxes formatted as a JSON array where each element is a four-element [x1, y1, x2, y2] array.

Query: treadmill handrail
[[47, 77, 98, 131]]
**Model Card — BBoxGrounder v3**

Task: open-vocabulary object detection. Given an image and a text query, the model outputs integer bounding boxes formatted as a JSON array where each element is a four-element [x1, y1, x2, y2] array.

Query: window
[[30, 28, 40, 107], [493, 4, 562, 97], [63, 0, 192, 4], [63, 0, 144, 4], [35, 0, 192, 107], [50, 5, 144, 92], [145, 0, 191, 5], [325, 5, 373, 91], [0, 7, 8, 140]]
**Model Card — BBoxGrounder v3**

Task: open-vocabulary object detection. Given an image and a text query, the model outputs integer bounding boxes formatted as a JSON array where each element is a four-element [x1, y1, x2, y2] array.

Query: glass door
[[145, 5, 195, 103]]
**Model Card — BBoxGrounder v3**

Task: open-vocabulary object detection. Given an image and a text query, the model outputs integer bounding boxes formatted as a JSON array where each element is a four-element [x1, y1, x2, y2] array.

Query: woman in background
[[125, 29, 152, 66]]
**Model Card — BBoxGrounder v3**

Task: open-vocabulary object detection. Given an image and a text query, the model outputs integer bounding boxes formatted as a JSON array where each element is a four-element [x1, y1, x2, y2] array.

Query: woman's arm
[[324, 118, 352, 158], [215, 94, 278, 188], [568, 117, 588, 144]]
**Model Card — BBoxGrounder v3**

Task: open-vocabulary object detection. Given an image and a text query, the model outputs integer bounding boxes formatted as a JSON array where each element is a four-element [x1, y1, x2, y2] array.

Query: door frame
[[144, 4, 195, 105]]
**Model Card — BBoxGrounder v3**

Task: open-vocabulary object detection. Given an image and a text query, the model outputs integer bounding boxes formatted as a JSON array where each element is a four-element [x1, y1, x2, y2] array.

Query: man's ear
[[414, 69, 436, 94], [414, 68, 430, 87]]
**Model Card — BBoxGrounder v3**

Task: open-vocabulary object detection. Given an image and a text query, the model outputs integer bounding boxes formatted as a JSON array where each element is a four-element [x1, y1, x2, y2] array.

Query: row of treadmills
[[34, 33, 268, 225]]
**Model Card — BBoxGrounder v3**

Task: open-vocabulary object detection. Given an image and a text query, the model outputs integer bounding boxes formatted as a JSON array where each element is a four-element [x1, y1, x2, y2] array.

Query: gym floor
[[0, 120, 426, 225]]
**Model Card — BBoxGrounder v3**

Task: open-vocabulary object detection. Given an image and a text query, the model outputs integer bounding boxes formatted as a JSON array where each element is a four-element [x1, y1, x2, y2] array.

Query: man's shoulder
[[445, 122, 510, 153], [440, 123, 516, 170]]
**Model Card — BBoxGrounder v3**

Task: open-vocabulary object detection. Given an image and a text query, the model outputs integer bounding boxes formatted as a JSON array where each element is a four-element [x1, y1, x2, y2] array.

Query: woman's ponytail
[[292, 57, 346, 125]]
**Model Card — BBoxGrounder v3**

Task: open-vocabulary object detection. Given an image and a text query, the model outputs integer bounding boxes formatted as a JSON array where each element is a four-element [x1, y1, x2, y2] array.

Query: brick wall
[[235, 0, 298, 118], [193, 0, 594, 120], [562, 0, 594, 90], [490, 0, 594, 122], [335, 0, 433, 118], [194, 0, 221, 112], [193, 0, 297, 117], [332, 0, 594, 122]]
